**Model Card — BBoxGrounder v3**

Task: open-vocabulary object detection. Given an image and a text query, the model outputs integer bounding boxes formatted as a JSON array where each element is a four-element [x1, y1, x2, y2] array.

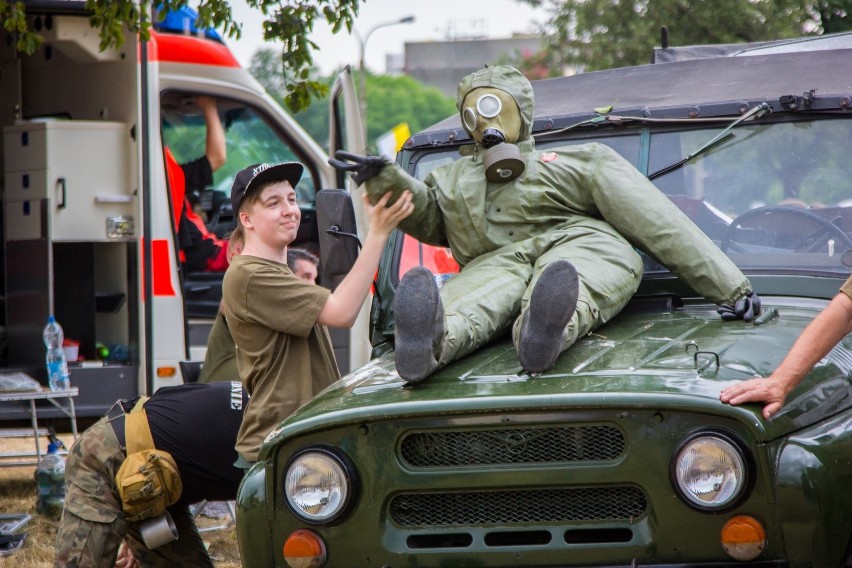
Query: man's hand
[[717, 290, 761, 322], [720, 374, 792, 419], [328, 150, 389, 185], [363, 190, 414, 238]]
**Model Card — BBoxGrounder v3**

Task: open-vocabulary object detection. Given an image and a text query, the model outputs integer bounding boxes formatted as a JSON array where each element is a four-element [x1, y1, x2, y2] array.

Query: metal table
[[0, 388, 79, 467]]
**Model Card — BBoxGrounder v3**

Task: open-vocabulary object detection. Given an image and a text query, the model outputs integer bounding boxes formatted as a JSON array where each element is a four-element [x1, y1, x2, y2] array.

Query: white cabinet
[[3, 121, 135, 241]]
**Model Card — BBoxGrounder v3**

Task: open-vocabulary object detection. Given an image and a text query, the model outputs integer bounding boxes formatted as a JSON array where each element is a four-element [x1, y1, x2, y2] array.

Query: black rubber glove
[[717, 290, 762, 322], [328, 150, 390, 185]]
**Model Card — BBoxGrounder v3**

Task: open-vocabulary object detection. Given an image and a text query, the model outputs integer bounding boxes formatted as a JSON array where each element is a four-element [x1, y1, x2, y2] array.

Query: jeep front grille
[[400, 425, 624, 467], [389, 486, 647, 527]]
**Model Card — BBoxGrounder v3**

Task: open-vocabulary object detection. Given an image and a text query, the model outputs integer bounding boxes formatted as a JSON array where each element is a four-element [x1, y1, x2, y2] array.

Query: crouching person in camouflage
[[54, 381, 248, 567]]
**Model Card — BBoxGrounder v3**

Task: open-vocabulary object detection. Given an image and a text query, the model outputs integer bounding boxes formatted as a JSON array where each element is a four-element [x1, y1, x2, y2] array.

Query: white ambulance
[[0, 2, 367, 419]]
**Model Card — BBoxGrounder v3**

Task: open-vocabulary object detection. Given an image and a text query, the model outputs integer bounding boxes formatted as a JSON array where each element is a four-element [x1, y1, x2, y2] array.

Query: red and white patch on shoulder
[[540, 152, 558, 163]]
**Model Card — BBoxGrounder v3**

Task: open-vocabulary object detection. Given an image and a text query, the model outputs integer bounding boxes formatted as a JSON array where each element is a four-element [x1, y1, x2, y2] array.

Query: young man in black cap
[[222, 163, 413, 464]]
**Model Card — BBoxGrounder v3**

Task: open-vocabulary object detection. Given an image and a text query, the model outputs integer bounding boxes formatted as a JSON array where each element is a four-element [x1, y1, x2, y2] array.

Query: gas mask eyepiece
[[476, 94, 502, 118]]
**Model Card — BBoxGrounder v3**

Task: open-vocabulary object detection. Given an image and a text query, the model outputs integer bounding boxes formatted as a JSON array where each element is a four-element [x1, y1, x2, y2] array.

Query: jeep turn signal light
[[283, 529, 327, 568], [721, 515, 766, 561]]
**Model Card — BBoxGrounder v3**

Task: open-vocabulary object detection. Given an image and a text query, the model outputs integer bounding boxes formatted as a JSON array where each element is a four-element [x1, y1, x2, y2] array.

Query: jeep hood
[[264, 299, 852, 450]]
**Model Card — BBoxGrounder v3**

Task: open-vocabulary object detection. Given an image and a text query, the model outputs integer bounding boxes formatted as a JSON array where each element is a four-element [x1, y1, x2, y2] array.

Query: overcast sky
[[228, 0, 548, 74]]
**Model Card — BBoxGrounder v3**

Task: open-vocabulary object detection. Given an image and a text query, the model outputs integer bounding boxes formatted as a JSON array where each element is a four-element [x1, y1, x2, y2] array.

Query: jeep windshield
[[401, 115, 852, 283]]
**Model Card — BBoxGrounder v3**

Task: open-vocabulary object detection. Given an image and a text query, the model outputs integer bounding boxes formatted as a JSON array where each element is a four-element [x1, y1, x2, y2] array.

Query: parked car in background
[[237, 34, 852, 568]]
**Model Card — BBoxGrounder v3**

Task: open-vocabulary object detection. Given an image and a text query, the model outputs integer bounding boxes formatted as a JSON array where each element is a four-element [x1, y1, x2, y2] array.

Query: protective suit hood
[[457, 65, 535, 143]]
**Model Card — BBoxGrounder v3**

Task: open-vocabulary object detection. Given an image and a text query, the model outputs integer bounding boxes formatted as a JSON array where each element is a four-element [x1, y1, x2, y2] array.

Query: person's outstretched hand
[[364, 190, 413, 238], [718, 290, 762, 321], [329, 150, 390, 185], [719, 375, 791, 419]]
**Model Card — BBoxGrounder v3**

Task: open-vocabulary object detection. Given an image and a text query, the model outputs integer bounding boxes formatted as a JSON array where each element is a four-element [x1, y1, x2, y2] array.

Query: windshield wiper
[[647, 102, 771, 180]]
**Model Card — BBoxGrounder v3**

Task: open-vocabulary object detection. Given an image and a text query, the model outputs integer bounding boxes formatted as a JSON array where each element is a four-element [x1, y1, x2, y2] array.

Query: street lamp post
[[355, 15, 415, 145]]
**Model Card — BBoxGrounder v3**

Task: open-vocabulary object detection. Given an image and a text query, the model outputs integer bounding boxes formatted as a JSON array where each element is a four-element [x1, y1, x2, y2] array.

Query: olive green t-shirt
[[222, 254, 339, 461], [198, 311, 239, 384], [840, 274, 852, 300]]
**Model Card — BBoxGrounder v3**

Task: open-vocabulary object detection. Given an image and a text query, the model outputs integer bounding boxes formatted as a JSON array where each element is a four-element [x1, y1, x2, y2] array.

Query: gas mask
[[460, 87, 525, 183]]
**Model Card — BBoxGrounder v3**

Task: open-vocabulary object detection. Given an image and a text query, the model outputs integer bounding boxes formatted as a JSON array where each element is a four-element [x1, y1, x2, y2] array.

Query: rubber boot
[[393, 266, 445, 383], [517, 260, 580, 374]]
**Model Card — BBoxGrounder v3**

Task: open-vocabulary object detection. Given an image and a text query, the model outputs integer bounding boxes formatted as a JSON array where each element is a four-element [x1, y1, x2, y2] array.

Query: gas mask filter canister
[[461, 89, 525, 183], [482, 144, 525, 183]]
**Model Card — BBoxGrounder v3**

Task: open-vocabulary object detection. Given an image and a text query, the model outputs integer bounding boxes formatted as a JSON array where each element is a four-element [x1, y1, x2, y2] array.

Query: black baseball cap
[[230, 162, 304, 213]]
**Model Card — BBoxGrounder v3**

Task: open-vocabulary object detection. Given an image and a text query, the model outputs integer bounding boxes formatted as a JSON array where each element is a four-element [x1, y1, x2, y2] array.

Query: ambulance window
[[161, 94, 316, 206]]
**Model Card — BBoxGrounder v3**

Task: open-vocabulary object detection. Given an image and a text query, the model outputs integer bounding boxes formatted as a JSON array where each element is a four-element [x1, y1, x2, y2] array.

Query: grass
[[0, 434, 241, 567]]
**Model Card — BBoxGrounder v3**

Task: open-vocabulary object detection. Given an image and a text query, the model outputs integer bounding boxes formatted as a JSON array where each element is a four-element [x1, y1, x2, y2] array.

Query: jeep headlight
[[284, 447, 355, 523], [672, 433, 749, 511]]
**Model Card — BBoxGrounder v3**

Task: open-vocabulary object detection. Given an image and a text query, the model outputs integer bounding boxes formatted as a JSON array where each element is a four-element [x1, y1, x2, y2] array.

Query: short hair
[[287, 248, 319, 271]]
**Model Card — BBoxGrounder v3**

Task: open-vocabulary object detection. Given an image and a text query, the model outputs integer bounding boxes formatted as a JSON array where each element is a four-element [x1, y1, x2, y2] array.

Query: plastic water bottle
[[43, 315, 71, 391], [34, 442, 66, 519]]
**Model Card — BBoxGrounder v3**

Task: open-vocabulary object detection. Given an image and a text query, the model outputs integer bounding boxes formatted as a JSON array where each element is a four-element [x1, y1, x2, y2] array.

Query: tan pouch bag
[[115, 400, 183, 523]]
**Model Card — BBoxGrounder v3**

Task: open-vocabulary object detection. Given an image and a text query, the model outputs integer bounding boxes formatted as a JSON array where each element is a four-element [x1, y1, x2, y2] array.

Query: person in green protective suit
[[331, 65, 760, 383]]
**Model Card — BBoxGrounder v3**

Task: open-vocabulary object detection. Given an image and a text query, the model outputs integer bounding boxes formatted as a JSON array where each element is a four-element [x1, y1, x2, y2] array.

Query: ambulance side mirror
[[316, 189, 360, 290]]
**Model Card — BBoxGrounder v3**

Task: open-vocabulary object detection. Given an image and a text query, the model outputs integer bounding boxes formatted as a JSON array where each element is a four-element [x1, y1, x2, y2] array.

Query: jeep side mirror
[[316, 189, 360, 290]]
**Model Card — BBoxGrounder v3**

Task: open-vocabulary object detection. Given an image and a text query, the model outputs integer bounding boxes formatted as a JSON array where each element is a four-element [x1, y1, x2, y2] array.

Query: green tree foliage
[[0, 1, 41, 53], [361, 73, 457, 145], [812, 0, 852, 32], [520, 0, 850, 72], [250, 49, 457, 151], [505, 48, 564, 80]]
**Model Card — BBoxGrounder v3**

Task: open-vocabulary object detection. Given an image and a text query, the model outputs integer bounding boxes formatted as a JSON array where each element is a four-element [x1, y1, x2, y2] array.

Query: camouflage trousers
[[54, 416, 213, 568]]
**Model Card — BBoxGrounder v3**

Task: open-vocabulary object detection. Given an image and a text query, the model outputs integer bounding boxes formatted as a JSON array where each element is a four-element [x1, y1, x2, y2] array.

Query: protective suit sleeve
[[586, 144, 752, 305], [364, 163, 449, 247]]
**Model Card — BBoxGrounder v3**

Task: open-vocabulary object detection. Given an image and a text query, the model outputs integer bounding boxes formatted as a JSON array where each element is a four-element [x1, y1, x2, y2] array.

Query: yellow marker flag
[[377, 122, 412, 160]]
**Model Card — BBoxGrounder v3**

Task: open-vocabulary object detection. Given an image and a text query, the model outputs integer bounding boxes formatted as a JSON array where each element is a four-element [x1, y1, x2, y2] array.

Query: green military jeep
[[237, 35, 852, 567]]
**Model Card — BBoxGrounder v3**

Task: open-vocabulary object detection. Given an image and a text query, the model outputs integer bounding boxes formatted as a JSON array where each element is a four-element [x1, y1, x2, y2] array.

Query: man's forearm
[[772, 292, 852, 386], [201, 101, 226, 171], [319, 231, 386, 327]]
